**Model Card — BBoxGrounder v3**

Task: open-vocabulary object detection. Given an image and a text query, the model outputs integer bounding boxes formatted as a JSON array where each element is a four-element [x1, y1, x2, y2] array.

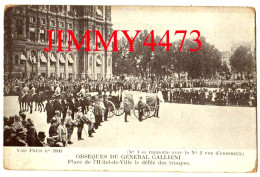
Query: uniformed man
[[78, 85, 86, 98], [54, 84, 61, 97], [103, 96, 109, 121], [21, 84, 29, 99], [85, 106, 95, 137], [64, 110, 76, 144], [123, 97, 131, 122], [93, 99, 102, 129], [74, 107, 84, 140], [57, 119, 67, 147], [155, 88, 164, 118], [138, 97, 144, 122], [30, 84, 36, 97]]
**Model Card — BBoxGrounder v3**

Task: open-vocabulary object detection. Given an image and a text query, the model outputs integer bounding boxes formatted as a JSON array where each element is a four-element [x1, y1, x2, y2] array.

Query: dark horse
[[19, 93, 33, 114], [34, 91, 46, 112]]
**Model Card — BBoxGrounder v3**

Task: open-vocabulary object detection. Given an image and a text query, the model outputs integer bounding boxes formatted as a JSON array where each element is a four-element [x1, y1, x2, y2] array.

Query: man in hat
[[155, 88, 164, 118], [12, 128, 28, 146], [64, 110, 76, 144], [86, 105, 95, 137], [45, 99, 54, 123], [138, 96, 144, 122], [35, 131, 47, 147], [123, 97, 131, 122], [54, 84, 61, 97], [49, 117, 58, 138], [94, 99, 103, 129], [74, 107, 84, 140], [103, 96, 109, 121], [78, 85, 86, 98], [57, 119, 67, 147], [12, 115, 23, 131]]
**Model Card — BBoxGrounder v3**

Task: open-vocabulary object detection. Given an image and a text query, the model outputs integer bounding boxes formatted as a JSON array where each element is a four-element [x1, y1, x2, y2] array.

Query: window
[[41, 18, 46, 25], [58, 6, 63, 13], [39, 29, 45, 42], [68, 23, 73, 29], [29, 27, 36, 42], [16, 19, 23, 37], [50, 6, 56, 13], [30, 16, 36, 23], [59, 22, 64, 28], [51, 30, 57, 44], [50, 20, 56, 26]]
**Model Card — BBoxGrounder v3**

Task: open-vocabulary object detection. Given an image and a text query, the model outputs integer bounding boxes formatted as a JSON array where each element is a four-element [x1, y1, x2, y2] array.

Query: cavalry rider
[[78, 84, 86, 98], [21, 83, 29, 98], [54, 84, 61, 97], [30, 84, 36, 97]]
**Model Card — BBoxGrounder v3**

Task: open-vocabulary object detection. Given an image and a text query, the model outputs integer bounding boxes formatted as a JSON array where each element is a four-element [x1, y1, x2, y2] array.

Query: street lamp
[[149, 52, 154, 78], [29, 55, 37, 78]]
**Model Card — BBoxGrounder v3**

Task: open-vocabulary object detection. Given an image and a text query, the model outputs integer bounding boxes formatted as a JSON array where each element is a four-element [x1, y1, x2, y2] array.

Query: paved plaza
[[4, 96, 256, 149]]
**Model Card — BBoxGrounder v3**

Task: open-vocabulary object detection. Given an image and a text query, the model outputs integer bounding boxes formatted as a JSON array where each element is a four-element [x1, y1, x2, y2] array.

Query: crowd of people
[[3, 76, 256, 147], [4, 113, 48, 146]]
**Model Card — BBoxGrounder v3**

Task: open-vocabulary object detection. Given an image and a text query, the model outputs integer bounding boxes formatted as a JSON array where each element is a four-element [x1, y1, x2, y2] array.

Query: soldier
[[78, 85, 86, 98], [138, 97, 144, 122], [74, 107, 84, 140], [94, 99, 102, 129], [54, 84, 61, 97], [57, 119, 67, 147], [85, 106, 95, 137], [21, 83, 29, 99], [155, 88, 164, 118], [123, 97, 130, 122], [45, 99, 54, 123], [64, 110, 76, 144], [103, 96, 109, 121]]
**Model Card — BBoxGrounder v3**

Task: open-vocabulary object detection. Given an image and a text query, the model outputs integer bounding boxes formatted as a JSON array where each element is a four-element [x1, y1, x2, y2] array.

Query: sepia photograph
[[2, 4, 257, 172]]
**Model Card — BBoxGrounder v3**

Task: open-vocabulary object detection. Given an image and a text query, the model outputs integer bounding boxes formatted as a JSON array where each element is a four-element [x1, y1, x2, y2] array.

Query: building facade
[[4, 5, 113, 80]]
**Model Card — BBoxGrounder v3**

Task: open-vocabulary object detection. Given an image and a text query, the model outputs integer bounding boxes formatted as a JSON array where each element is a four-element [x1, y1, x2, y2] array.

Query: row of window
[[29, 16, 73, 28], [14, 55, 74, 66]]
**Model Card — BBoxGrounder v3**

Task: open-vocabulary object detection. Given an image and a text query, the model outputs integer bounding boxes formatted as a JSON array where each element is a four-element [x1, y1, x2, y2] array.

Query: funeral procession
[[3, 5, 256, 148]]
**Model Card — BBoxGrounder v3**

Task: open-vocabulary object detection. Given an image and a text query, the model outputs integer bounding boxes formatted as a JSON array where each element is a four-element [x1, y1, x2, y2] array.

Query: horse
[[18, 93, 33, 113], [34, 91, 46, 112]]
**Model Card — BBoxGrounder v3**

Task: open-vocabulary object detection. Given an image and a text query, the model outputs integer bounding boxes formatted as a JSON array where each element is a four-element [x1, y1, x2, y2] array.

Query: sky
[[111, 6, 255, 52]]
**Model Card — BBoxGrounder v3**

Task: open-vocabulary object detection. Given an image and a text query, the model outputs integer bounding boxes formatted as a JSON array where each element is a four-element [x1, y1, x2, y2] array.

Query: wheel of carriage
[[107, 101, 116, 118], [148, 106, 156, 118], [113, 102, 125, 116], [134, 103, 150, 120]]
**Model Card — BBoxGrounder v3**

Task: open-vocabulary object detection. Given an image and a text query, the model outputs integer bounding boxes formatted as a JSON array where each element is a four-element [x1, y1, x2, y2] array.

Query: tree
[[230, 45, 255, 77]]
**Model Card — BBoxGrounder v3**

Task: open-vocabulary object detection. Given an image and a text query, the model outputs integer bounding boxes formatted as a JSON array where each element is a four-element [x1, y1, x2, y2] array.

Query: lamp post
[[149, 52, 154, 78], [30, 56, 37, 78]]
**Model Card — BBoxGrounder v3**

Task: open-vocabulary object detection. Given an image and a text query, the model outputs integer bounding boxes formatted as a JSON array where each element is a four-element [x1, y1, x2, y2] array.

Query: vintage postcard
[[3, 5, 257, 172]]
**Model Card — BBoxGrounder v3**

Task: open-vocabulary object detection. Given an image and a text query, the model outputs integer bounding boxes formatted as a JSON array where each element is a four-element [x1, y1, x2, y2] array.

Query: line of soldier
[[161, 88, 256, 106]]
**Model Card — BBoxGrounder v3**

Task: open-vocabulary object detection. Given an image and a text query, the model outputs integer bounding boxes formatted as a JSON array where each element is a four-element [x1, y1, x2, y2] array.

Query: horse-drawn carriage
[[105, 91, 164, 119]]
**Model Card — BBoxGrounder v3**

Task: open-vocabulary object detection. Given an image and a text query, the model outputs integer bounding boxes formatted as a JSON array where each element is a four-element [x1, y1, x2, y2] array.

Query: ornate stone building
[[4, 5, 113, 80]]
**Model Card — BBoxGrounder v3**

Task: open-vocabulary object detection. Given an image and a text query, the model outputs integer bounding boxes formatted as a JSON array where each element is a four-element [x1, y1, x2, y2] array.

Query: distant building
[[4, 5, 113, 80], [220, 51, 231, 69]]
